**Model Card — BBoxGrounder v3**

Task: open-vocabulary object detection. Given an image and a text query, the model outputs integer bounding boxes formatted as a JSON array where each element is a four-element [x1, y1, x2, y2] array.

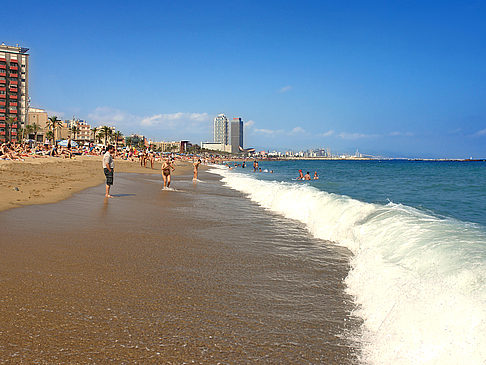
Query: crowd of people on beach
[[0, 139, 110, 161]]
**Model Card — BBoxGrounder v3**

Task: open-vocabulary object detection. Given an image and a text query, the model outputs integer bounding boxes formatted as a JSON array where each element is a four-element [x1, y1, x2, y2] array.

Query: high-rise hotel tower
[[231, 117, 243, 154], [213, 114, 229, 144], [0, 43, 29, 143]]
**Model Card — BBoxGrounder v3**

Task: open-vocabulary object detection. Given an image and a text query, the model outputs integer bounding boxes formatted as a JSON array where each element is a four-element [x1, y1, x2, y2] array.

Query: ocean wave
[[210, 166, 486, 365]]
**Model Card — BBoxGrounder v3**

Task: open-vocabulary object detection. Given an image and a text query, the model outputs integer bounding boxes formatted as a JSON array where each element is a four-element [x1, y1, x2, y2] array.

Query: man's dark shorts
[[104, 168, 114, 185]]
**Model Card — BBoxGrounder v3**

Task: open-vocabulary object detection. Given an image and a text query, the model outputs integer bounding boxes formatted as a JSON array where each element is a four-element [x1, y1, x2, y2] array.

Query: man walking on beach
[[103, 145, 115, 198]]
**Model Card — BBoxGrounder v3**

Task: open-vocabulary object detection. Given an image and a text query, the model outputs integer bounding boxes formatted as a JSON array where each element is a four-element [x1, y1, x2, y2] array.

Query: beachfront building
[[201, 142, 232, 153], [63, 119, 92, 142], [213, 114, 229, 145], [73, 120, 92, 142], [231, 117, 244, 154], [152, 140, 189, 153], [27, 107, 48, 142], [0, 43, 29, 143]]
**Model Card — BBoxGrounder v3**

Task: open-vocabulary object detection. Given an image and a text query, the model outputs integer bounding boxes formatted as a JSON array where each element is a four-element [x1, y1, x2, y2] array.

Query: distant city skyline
[[2, 0, 486, 158]]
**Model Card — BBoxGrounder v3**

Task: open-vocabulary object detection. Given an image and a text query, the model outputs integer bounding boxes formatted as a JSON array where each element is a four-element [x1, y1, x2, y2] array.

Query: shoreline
[[0, 156, 194, 212], [0, 167, 359, 363]]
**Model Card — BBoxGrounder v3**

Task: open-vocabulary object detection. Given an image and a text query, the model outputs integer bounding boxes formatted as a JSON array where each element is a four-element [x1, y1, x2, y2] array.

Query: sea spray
[[210, 166, 486, 364]]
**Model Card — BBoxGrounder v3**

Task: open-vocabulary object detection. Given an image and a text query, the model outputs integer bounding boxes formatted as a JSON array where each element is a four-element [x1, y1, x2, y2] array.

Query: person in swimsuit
[[304, 171, 311, 180], [313, 171, 319, 180], [297, 169, 304, 180], [193, 159, 201, 180], [161, 158, 175, 188]]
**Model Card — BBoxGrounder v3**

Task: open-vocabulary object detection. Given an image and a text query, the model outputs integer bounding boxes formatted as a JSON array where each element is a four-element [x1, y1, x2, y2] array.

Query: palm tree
[[5, 116, 16, 142], [24, 124, 34, 138], [46, 116, 62, 142], [16, 125, 24, 143], [71, 125, 79, 140], [91, 127, 98, 142], [125, 136, 132, 148], [31, 123, 40, 142], [45, 130, 54, 143], [99, 125, 112, 146], [113, 130, 123, 149]]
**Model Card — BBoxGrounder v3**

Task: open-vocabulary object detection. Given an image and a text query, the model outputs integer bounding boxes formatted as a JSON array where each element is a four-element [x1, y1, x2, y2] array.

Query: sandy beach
[[0, 156, 193, 212], [0, 163, 360, 363]]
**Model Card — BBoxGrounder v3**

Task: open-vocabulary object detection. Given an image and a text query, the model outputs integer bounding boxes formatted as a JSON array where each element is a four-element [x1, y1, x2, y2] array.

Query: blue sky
[[3, 0, 486, 157]]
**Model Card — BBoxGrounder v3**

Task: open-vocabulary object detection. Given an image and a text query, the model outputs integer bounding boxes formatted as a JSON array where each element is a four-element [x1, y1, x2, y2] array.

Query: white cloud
[[244, 120, 255, 128], [88, 106, 137, 127], [289, 126, 306, 135], [319, 130, 334, 137], [45, 110, 65, 118], [278, 85, 292, 93], [474, 128, 486, 136], [338, 132, 380, 140], [254, 128, 284, 135], [140, 112, 210, 128], [87, 107, 210, 133], [389, 131, 414, 137]]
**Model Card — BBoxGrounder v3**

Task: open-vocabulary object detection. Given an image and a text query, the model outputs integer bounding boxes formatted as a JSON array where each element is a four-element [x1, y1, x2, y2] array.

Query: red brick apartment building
[[0, 43, 29, 143]]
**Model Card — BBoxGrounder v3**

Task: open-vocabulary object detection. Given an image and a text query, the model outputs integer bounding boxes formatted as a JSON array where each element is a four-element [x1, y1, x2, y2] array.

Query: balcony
[[0, 71, 5, 76], [0, 109, 5, 113], [11, 131, 17, 136], [9, 66, 18, 71], [0, 79, 6, 84], [0, 58, 6, 62], [10, 102, 17, 107], [0, 131, 5, 135], [0, 95, 5, 99], [10, 80, 18, 86], [10, 88, 18, 93], [11, 123, 17, 128], [10, 59, 18, 64], [0, 117, 5, 121], [9, 95, 17, 99], [9, 73, 18, 78]]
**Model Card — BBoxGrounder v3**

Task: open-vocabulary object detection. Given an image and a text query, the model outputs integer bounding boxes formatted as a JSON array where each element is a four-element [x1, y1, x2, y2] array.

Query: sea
[[210, 160, 486, 364]]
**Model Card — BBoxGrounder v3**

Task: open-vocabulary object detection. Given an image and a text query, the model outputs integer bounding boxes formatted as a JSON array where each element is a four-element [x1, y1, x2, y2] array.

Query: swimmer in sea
[[161, 158, 175, 188], [297, 169, 304, 180], [304, 171, 311, 180], [193, 158, 201, 180], [313, 171, 319, 180]]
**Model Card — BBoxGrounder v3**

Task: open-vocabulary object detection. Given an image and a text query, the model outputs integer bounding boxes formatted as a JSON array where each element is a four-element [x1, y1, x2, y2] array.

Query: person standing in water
[[304, 171, 311, 180], [313, 171, 319, 180], [161, 158, 175, 189], [297, 169, 304, 180], [193, 159, 201, 180], [102, 145, 115, 198]]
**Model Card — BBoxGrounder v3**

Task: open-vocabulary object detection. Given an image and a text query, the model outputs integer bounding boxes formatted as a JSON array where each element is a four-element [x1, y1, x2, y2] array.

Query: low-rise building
[[201, 142, 231, 153]]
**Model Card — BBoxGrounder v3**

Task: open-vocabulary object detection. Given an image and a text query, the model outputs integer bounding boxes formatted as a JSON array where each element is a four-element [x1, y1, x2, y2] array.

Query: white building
[[201, 142, 231, 153], [213, 114, 229, 144]]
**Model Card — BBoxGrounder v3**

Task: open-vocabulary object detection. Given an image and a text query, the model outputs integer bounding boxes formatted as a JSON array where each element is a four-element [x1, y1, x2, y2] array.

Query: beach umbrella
[[58, 139, 78, 147]]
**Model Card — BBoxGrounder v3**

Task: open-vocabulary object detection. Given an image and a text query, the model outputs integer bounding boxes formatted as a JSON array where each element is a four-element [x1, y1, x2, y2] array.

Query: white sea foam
[[210, 166, 486, 365]]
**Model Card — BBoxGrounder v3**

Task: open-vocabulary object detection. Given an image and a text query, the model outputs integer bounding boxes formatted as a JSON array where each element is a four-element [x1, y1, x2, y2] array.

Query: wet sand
[[0, 167, 361, 363], [0, 156, 189, 212]]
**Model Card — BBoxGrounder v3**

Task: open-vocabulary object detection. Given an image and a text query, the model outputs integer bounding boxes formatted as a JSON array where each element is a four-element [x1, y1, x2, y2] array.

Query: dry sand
[[0, 156, 193, 212]]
